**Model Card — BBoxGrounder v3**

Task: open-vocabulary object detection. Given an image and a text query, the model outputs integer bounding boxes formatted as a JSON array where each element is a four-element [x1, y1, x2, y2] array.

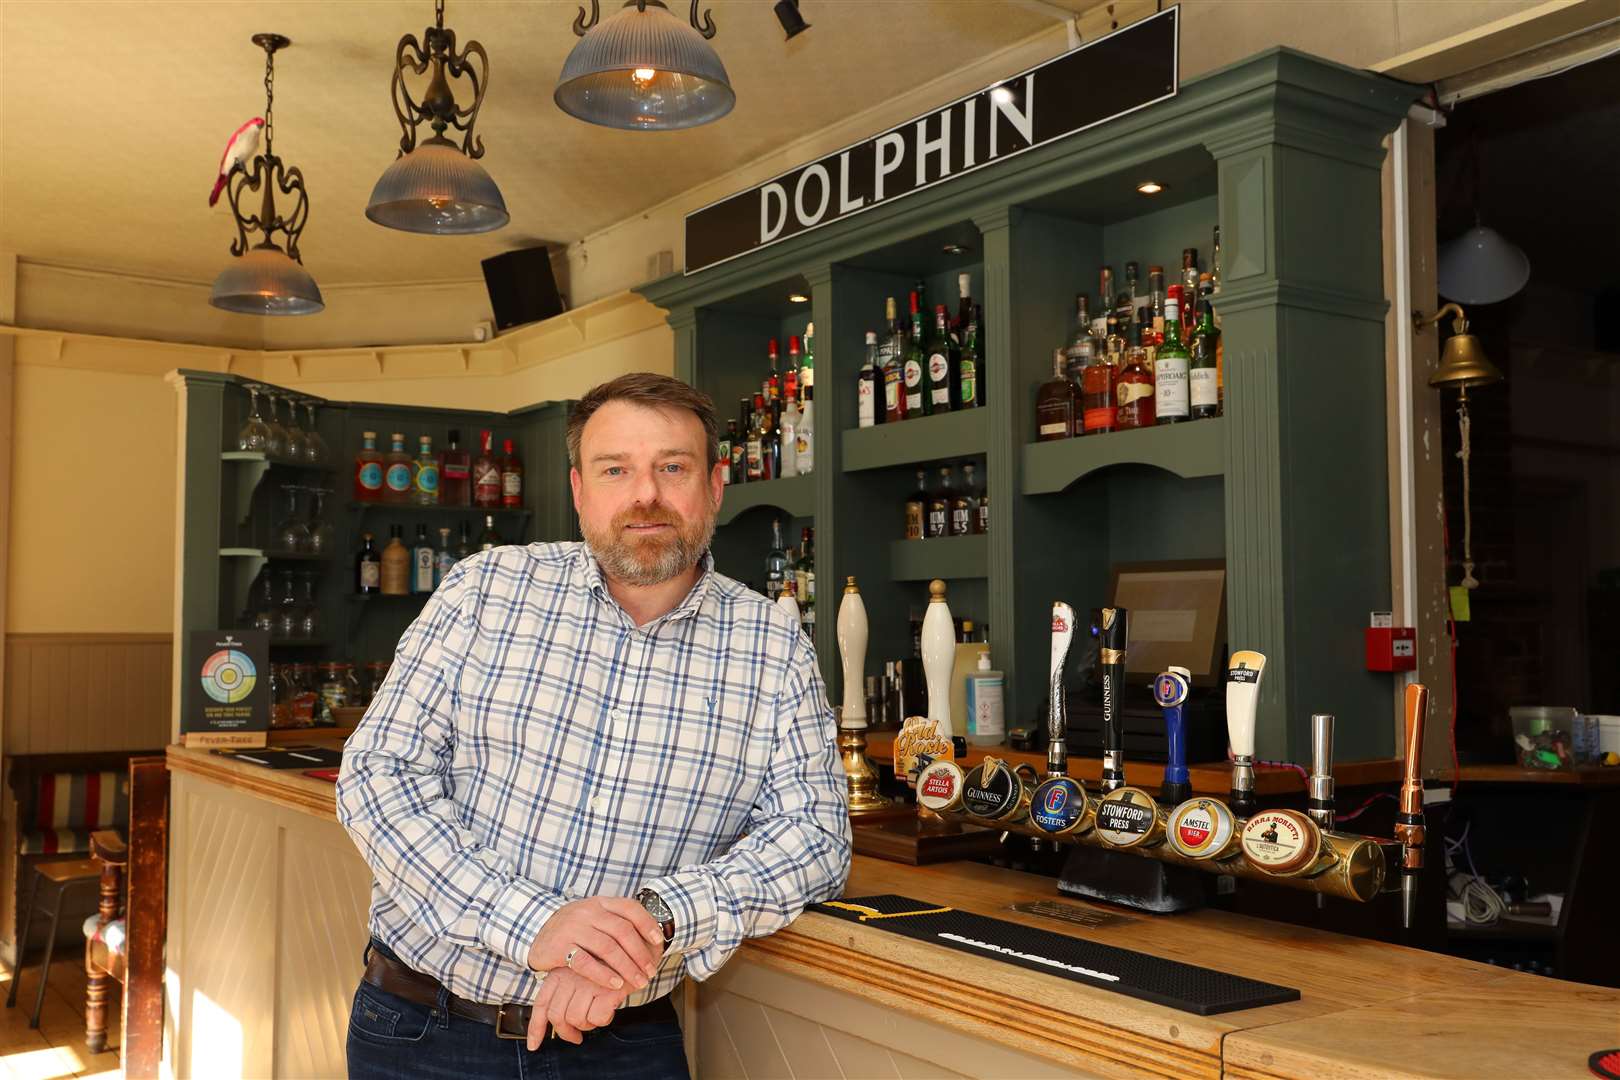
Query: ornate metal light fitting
[[210, 34, 324, 317], [367, 0, 508, 235], [556, 0, 735, 131]]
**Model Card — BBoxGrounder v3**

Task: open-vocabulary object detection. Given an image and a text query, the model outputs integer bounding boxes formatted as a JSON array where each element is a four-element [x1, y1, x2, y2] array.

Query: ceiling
[[0, 1, 1061, 288]]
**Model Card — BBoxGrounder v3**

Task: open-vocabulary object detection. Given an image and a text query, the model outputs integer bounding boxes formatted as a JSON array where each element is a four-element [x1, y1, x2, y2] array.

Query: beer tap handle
[[1308, 714, 1336, 829], [1395, 683, 1429, 930], [1154, 667, 1192, 805], [1226, 650, 1266, 818], [1047, 603, 1077, 778], [1098, 608, 1128, 793]]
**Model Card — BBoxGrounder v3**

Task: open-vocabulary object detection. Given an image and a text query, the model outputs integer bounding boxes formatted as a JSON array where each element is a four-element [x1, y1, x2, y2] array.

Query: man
[[337, 373, 851, 1078]]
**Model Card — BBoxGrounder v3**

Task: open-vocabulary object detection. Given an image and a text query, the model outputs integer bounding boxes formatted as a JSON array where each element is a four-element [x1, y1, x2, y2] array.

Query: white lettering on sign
[[915, 112, 951, 187], [989, 75, 1035, 159], [962, 97, 978, 169], [874, 132, 905, 203], [794, 164, 831, 227], [837, 151, 864, 215], [761, 182, 788, 243]]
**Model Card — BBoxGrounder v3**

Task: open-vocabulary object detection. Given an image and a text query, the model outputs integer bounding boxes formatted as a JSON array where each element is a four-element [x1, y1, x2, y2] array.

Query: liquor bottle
[[976, 481, 990, 535], [412, 524, 436, 594], [927, 305, 954, 413], [354, 431, 384, 503], [766, 518, 788, 598], [1116, 345, 1155, 429], [1081, 349, 1117, 435], [719, 420, 736, 485], [439, 429, 470, 507], [500, 439, 523, 508], [926, 465, 953, 539], [1035, 348, 1077, 441], [786, 335, 802, 399], [958, 307, 980, 410], [761, 404, 779, 481], [478, 514, 502, 551], [1098, 266, 1116, 339], [779, 389, 800, 479], [473, 430, 501, 508], [903, 292, 928, 416], [454, 520, 474, 562], [858, 331, 880, 428], [904, 469, 927, 540], [380, 525, 410, 596], [1181, 248, 1200, 337], [883, 302, 909, 423], [1063, 294, 1094, 382], [1211, 226, 1223, 294], [1123, 261, 1142, 334], [764, 338, 782, 406], [355, 531, 381, 594], [955, 273, 974, 342], [951, 463, 977, 537], [745, 394, 765, 482], [1147, 265, 1166, 347], [434, 526, 455, 585], [800, 323, 815, 393], [383, 433, 413, 505], [796, 527, 815, 614], [796, 384, 814, 474], [1155, 287, 1191, 424], [733, 398, 751, 482], [1190, 277, 1221, 420], [412, 436, 440, 505]]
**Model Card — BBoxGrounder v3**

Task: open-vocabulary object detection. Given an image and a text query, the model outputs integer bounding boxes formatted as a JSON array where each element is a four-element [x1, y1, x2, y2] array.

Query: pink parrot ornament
[[209, 118, 264, 207]]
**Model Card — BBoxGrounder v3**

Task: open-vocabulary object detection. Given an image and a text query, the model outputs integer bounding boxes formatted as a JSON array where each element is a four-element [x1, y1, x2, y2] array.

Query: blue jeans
[[346, 971, 689, 1080]]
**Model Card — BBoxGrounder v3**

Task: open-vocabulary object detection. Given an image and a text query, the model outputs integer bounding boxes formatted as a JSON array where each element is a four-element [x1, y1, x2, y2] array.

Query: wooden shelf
[[889, 534, 988, 581], [267, 638, 333, 649], [219, 548, 333, 561], [717, 473, 815, 526], [347, 592, 430, 604], [221, 451, 333, 471], [841, 409, 987, 473], [1446, 918, 1559, 941], [1428, 764, 1620, 787], [344, 502, 529, 515], [1021, 418, 1226, 495]]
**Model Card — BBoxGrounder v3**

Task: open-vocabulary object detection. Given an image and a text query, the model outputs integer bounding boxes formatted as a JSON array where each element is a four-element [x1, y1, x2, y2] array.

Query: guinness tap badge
[[1030, 776, 1090, 836], [1240, 809, 1322, 876], [1094, 786, 1164, 849], [1167, 798, 1239, 860], [962, 756, 1031, 821], [916, 759, 966, 813]]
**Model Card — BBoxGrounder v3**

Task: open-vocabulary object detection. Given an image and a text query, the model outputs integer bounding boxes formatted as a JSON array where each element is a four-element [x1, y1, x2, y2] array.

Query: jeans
[[346, 966, 689, 1080]]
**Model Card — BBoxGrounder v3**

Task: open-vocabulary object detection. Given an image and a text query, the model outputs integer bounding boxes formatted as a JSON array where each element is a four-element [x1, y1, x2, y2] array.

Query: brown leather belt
[[363, 948, 676, 1041]]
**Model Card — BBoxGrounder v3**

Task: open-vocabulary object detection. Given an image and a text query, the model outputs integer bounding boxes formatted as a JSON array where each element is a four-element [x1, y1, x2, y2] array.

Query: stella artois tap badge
[[896, 715, 951, 785]]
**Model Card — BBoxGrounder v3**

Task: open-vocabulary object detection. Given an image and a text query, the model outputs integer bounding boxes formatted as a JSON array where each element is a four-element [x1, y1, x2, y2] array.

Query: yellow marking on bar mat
[[824, 901, 953, 922]]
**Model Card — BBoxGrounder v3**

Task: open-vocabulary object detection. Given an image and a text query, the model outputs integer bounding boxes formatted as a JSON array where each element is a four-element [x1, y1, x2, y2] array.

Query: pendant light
[[1438, 221, 1530, 305], [367, 0, 508, 235], [556, 0, 735, 131], [210, 34, 324, 316]]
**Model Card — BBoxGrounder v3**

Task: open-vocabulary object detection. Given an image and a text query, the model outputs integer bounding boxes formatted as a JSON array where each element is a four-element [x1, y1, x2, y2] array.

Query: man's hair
[[566, 372, 720, 470]]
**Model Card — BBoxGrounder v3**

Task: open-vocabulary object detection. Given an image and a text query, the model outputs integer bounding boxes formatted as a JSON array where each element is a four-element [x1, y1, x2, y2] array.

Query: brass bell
[[1415, 302, 1503, 397]]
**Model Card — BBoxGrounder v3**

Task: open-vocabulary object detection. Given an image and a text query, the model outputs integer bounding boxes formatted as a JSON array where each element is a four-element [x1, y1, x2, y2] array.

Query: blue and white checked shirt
[[337, 541, 851, 1007]]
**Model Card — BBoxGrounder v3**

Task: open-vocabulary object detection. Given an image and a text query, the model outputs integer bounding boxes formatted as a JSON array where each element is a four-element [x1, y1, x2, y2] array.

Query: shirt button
[[591, 796, 606, 812]]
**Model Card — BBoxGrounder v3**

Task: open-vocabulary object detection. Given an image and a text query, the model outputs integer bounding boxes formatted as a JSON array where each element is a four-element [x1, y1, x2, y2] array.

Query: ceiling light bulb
[[1136, 181, 1165, 195], [990, 86, 1014, 105], [788, 292, 810, 303], [633, 66, 657, 83]]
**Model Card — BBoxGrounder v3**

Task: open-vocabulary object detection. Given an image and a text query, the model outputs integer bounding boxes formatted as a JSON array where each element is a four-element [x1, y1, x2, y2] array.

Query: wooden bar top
[[167, 740, 342, 822], [862, 733, 1402, 795]]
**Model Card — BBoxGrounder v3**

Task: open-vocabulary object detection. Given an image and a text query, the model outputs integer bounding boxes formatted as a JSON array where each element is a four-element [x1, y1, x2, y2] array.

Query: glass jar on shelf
[[288, 662, 318, 727], [344, 664, 366, 711], [317, 662, 351, 726]]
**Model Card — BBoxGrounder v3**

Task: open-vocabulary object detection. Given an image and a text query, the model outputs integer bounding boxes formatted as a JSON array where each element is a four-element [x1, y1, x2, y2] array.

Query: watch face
[[638, 889, 673, 925]]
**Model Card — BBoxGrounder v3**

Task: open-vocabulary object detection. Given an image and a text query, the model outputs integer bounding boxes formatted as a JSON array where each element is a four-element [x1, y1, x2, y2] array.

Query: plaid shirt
[[337, 541, 851, 1007]]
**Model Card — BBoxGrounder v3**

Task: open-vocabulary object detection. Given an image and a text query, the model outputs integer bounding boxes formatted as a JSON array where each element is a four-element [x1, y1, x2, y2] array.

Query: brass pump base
[[838, 726, 893, 814]]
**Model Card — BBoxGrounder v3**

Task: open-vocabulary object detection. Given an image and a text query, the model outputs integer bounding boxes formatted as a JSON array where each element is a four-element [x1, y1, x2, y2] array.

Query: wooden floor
[[0, 959, 119, 1079]]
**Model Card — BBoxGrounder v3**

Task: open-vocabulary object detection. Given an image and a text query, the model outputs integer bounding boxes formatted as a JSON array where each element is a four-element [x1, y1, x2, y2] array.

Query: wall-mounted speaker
[[481, 246, 566, 332]]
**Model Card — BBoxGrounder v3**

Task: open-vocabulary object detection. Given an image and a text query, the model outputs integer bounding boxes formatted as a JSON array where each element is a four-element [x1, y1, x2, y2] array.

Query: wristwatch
[[636, 888, 675, 950]]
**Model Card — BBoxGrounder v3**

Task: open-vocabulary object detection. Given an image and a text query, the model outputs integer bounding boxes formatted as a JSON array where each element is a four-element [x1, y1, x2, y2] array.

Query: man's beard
[[582, 500, 716, 587]]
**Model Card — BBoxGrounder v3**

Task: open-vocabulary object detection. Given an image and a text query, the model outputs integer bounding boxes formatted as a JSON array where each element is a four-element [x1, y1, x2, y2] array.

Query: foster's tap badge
[[1094, 786, 1163, 848], [1240, 809, 1322, 876], [916, 759, 966, 813], [1167, 797, 1238, 859], [1030, 776, 1089, 835]]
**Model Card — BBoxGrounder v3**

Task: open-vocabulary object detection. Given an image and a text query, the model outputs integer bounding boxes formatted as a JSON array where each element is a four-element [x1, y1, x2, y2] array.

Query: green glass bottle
[[959, 309, 980, 410], [1189, 277, 1220, 420], [1155, 288, 1191, 424], [904, 291, 931, 416]]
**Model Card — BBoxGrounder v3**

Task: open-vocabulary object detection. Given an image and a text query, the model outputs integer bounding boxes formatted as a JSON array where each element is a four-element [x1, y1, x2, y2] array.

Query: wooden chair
[[84, 831, 124, 1053]]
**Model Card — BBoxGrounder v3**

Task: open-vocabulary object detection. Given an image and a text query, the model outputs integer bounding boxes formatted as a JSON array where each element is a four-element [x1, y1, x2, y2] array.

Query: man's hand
[[526, 897, 664, 993], [526, 967, 628, 1049]]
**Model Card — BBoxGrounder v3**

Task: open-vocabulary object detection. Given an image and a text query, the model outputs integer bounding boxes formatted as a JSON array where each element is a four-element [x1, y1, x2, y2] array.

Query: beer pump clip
[[1154, 666, 1192, 805], [1225, 650, 1267, 818], [1031, 602, 1089, 836], [1394, 683, 1429, 930]]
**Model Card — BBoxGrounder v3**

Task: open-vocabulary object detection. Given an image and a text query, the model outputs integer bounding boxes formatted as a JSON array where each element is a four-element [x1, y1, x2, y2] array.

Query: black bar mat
[[813, 894, 1299, 1016], [209, 745, 344, 770]]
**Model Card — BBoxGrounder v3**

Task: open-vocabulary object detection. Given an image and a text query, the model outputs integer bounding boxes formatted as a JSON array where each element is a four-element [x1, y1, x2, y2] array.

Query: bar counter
[[164, 741, 1617, 1079]]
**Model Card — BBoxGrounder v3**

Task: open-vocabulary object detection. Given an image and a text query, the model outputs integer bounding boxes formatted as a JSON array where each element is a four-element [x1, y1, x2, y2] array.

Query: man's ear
[[569, 467, 582, 512]]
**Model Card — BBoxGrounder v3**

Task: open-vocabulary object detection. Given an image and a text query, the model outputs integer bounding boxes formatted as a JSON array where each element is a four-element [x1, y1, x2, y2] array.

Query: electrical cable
[[1444, 821, 1506, 925]]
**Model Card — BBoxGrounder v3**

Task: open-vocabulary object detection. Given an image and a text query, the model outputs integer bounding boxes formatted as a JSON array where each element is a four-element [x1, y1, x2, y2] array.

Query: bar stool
[[6, 857, 101, 1028]]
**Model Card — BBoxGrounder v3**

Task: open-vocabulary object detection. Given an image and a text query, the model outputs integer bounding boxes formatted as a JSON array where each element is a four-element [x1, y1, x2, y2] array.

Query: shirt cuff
[[642, 869, 717, 955], [481, 878, 565, 971]]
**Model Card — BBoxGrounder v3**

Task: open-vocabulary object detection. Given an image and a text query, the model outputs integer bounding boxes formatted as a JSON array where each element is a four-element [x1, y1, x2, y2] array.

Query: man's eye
[[663, 463, 683, 474], [604, 466, 623, 477]]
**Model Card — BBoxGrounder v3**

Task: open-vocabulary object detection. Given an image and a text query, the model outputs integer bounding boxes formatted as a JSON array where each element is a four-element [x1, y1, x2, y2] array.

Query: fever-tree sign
[[184, 630, 270, 748]]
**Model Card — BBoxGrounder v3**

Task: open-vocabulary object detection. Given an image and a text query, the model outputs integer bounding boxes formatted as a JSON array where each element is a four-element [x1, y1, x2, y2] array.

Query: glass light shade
[[365, 138, 510, 235], [555, 0, 735, 131], [1438, 224, 1530, 306], [210, 246, 324, 316]]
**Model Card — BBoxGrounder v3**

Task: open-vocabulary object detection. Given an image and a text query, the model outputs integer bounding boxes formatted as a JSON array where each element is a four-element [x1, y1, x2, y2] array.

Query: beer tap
[[1154, 666, 1192, 806], [1308, 713, 1335, 909], [1394, 683, 1429, 930], [1098, 608, 1128, 794], [1032, 602, 1089, 836], [1225, 650, 1266, 818]]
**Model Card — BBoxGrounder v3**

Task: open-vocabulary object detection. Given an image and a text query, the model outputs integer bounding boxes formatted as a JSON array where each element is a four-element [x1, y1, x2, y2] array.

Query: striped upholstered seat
[[17, 771, 127, 856]]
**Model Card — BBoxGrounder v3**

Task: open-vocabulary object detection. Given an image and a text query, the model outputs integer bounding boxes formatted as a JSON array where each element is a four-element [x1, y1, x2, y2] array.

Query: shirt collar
[[575, 544, 715, 626]]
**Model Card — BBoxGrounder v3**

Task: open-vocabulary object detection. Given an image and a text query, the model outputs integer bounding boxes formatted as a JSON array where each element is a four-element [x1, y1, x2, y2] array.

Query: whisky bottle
[[1035, 349, 1077, 442], [1146, 266, 1166, 347], [746, 393, 765, 481], [1081, 350, 1116, 435], [927, 305, 954, 413], [858, 331, 880, 428], [1190, 278, 1221, 420], [904, 470, 927, 541], [883, 298, 909, 423], [765, 339, 781, 405], [766, 518, 788, 598], [478, 514, 502, 551], [719, 420, 736, 484], [1116, 346, 1155, 429], [1181, 249, 1200, 338], [904, 292, 928, 416], [927, 466, 954, 539], [761, 406, 779, 481], [950, 463, 977, 537], [1155, 288, 1191, 424], [355, 532, 381, 594]]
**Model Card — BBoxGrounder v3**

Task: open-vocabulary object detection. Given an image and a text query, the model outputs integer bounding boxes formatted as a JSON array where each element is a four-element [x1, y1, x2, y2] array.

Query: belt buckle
[[494, 1004, 529, 1040]]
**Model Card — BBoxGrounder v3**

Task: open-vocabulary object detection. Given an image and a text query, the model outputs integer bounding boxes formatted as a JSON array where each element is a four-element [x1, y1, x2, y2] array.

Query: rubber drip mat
[[813, 894, 1299, 1016]]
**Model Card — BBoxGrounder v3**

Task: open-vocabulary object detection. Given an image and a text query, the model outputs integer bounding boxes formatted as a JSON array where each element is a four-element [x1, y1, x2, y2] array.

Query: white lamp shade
[[1438, 224, 1530, 306]]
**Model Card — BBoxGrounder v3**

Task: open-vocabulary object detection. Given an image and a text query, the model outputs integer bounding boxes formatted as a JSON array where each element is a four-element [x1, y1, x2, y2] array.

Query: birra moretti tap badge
[[1241, 809, 1321, 875]]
